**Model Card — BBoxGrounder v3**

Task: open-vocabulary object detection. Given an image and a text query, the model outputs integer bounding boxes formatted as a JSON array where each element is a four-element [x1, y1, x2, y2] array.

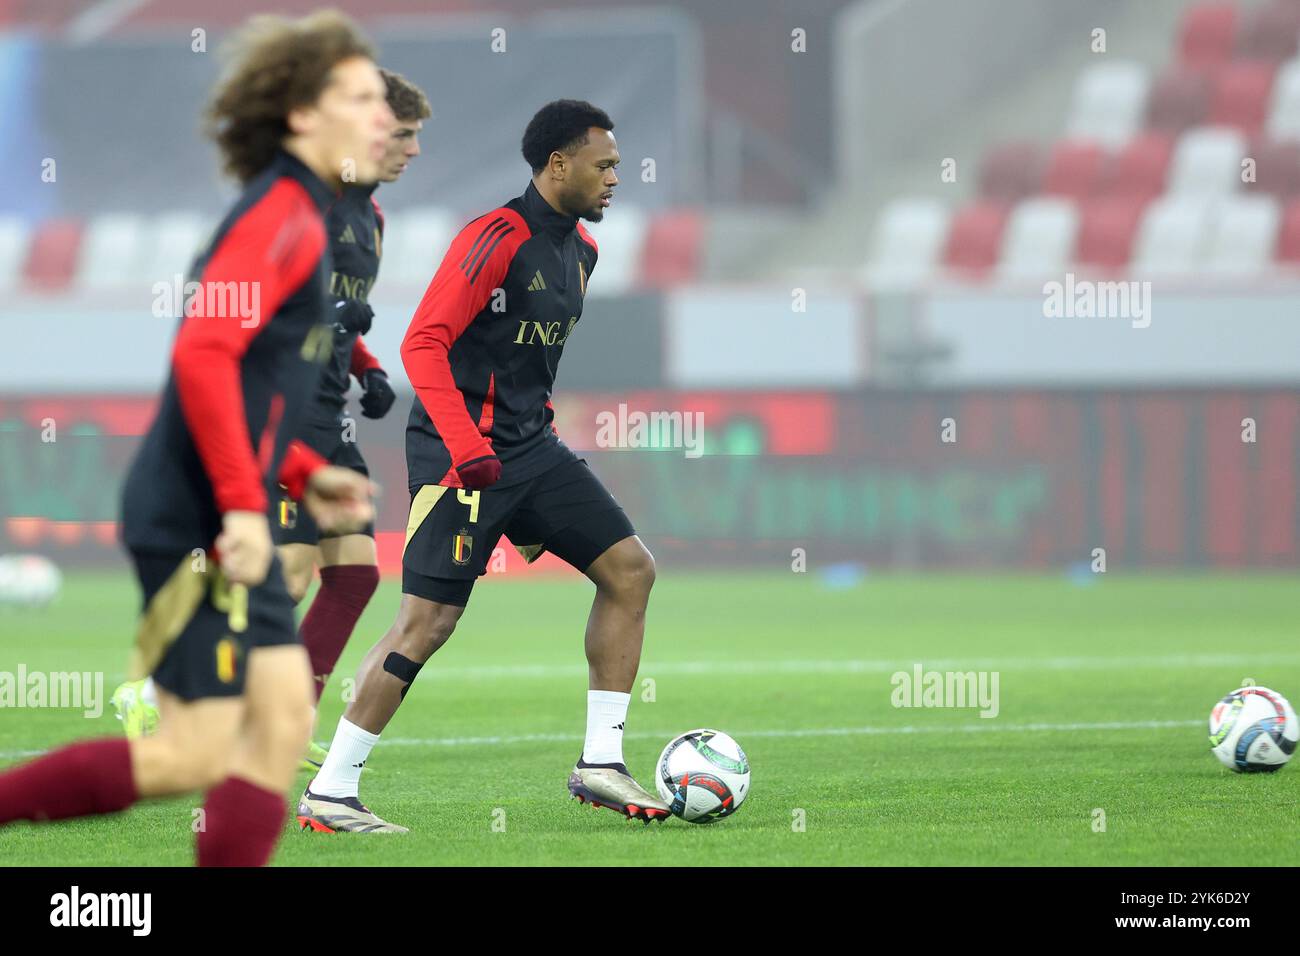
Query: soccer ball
[[1208, 686, 1298, 773], [655, 729, 750, 823], [0, 554, 62, 608]]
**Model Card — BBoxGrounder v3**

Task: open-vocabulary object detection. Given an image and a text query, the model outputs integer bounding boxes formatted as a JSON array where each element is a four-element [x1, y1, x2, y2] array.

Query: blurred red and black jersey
[[402, 180, 598, 490], [120, 148, 337, 554], [311, 182, 384, 427]]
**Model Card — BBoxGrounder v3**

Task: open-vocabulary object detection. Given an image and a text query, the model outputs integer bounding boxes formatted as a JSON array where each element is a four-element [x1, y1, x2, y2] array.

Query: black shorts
[[128, 550, 299, 701], [402, 453, 635, 607], [277, 418, 375, 546]]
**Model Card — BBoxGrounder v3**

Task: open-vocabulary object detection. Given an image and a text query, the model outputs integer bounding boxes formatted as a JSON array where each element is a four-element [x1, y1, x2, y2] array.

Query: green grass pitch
[[0, 570, 1297, 866]]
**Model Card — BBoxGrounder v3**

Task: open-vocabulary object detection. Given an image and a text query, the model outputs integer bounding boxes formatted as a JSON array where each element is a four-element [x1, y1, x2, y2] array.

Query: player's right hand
[[215, 510, 274, 586], [456, 454, 501, 490]]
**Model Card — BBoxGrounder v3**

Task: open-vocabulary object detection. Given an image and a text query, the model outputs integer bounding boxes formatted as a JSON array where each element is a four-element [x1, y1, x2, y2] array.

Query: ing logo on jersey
[[452, 528, 473, 566]]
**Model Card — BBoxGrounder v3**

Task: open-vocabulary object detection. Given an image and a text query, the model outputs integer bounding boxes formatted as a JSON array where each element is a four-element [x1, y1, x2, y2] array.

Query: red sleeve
[[172, 179, 326, 515], [276, 439, 327, 500], [401, 210, 528, 468], [350, 336, 382, 377]]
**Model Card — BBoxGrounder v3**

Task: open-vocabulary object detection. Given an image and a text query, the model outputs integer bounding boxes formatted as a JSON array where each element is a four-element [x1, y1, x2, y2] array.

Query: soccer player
[[298, 100, 667, 833], [277, 69, 431, 770], [0, 11, 391, 866]]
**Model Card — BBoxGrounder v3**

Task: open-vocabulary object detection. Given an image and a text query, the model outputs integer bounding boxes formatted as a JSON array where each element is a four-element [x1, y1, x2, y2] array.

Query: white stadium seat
[[575, 206, 647, 296], [0, 217, 30, 292], [997, 198, 1080, 279], [1267, 58, 1300, 140], [139, 212, 210, 286], [1066, 61, 1150, 147], [1132, 196, 1214, 275], [865, 198, 950, 287], [1167, 126, 1247, 196], [76, 213, 144, 288], [1204, 194, 1280, 275], [380, 207, 456, 286]]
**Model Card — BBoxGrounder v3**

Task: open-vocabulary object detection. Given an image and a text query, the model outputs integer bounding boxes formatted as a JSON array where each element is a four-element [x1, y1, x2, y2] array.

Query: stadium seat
[[1097, 131, 1175, 199], [1065, 61, 1150, 146], [379, 207, 456, 286], [75, 214, 145, 288], [941, 201, 1010, 277], [1042, 140, 1110, 200], [977, 141, 1043, 202], [1204, 194, 1280, 274], [574, 206, 646, 295], [1167, 126, 1247, 196], [1131, 196, 1215, 275], [1244, 137, 1300, 198], [1237, 0, 1300, 62], [1275, 197, 1300, 262], [1146, 66, 1212, 134], [135, 212, 210, 293], [1075, 196, 1150, 271], [996, 198, 1079, 279], [865, 198, 950, 287], [0, 217, 30, 292], [1177, 2, 1239, 68], [640, 209, 703, 287], [22, 219, 83, 291], [1266, 58, 1300, 139], [1207, 60, 1278, 134]]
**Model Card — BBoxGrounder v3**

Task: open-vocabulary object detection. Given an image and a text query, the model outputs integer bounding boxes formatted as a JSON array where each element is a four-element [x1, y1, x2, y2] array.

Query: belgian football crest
[[452, 528, 473, 566], [279, 496, 298, 529]]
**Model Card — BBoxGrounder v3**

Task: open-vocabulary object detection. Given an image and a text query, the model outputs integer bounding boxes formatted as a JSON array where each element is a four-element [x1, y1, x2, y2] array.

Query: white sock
[[583, 690, 630, 765], [140, 677, 157, 708], [311, 717, 379, 799]]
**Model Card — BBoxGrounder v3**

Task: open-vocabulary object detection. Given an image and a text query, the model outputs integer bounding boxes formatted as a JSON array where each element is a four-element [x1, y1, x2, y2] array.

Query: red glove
[[456, 455, 501, 490]]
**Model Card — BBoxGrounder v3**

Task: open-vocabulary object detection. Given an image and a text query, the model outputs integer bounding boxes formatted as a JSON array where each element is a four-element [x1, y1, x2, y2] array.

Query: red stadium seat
[[1097, 131, 1176, 199], [639, 209, 703, 287], [1236, 0, 1300, 61], [22, 219, 84, 291], [1275, 197, 1300, 263], [1177, 2, 1239, 68], [1146, 66, 1213, 133], [1245, 137, 1300, 198], [941, 201, 1010, 276], [1075, 196, 1150, 270], [977, 142, 1043, 202], [1042, 139, 1109, 200], [1208, 60, 1279, 134]]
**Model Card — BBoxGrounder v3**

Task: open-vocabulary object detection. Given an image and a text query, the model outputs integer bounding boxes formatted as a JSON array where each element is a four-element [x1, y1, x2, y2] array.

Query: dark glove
[[333, 298, 373, 336], [359, 369, 396, 419], [456, 454, 501, 490]]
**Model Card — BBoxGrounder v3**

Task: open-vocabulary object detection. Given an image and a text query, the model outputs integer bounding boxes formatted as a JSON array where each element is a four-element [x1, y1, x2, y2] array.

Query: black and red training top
[[402, 180, 598, 490], [121, 149, 335, 555]]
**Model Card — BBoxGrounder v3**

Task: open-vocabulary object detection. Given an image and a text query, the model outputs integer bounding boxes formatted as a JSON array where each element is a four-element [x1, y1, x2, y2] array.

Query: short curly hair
[[520, 99, 614, 174]]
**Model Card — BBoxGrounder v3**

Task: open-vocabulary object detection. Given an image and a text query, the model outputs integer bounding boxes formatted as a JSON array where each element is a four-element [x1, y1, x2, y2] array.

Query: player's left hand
[[359, 369, 396, 419], [303, 466, 376, 535]]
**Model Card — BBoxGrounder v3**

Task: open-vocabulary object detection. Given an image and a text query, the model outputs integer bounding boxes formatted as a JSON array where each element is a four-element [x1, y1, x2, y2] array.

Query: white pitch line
[[378, 719, 1205, 749], [0, 719, 1207, 762], [406, 652, 1300, 680]]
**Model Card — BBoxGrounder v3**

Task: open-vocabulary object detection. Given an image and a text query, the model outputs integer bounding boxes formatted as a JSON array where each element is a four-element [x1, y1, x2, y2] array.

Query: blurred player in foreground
[[0, 11, 388, 866], [299, 100, 667, 833]]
